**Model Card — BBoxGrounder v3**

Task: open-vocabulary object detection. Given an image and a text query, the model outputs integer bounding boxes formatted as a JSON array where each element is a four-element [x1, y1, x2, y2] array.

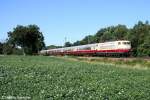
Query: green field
[[0, 56, 150, 100]]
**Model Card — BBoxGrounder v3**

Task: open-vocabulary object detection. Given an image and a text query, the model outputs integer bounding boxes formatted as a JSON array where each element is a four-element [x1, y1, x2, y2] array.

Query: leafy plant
[[0, 56, 150, 99]]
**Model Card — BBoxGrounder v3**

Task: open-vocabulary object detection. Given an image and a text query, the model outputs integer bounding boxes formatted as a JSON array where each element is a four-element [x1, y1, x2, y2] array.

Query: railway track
[[76, 56, 150, 62]]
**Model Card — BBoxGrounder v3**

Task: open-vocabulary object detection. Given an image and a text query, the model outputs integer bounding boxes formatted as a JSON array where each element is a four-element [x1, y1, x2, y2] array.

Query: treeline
[[64, 21, 150, 57], [0, 21, 150, 56], [0, 25, 45, 55]]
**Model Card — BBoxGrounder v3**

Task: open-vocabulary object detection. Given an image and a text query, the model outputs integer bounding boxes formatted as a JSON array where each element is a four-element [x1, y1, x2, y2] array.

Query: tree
[[113, 25, 128, 40], [0, 42, 3, 54], [78, 35, 96, 45], [95, 28, 106, 42], [2, 42, 13, 55], [64, 42, 72, 47], [73, 40, 81, 46], [96, 25, 128, 42], [7, 25, 45, 55], [127, 21, 150, 56], [47, 45, 62, 49]]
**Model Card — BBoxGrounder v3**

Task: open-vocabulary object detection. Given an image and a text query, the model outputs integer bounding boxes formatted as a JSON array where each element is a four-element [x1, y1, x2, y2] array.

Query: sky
[[0, 0, 150, 46]]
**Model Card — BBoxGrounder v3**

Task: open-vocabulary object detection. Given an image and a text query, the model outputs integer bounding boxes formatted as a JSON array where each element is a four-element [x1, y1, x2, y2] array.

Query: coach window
[[85, 47, 91, 50], [118, 42, 121, 45]]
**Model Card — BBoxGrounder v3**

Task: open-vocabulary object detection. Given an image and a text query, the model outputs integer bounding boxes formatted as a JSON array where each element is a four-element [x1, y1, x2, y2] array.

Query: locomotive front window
[[123, 42, 130, 45], [126, 42, 130, 44], [118, 42, 121, 45]]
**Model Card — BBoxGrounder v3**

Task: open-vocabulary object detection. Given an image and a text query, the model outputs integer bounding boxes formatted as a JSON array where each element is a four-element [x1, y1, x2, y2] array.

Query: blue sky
[[0, 0, 150, 46]]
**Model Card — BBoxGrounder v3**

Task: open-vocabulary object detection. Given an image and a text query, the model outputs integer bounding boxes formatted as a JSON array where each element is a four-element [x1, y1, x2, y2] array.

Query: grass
[[68, 56, 150, 69], [0, 55, 150, 100]]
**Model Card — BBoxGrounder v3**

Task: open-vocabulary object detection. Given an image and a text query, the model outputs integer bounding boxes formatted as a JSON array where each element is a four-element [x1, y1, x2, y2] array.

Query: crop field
[[0, 55, 150, 100]]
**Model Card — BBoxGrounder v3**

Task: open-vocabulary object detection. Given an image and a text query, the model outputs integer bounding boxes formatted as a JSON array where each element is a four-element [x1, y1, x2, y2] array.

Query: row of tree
[[0, 21, 149, 56], [0, 25, 45, 55], [64, 21, 150, 57]]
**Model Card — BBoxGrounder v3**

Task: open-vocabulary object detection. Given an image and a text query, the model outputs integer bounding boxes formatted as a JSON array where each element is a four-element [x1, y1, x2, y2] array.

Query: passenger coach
[[40, 40, 131, 57]]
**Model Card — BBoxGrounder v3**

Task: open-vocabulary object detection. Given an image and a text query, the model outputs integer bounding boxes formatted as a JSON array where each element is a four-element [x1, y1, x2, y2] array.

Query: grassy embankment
[[66, 56, 150, 69]]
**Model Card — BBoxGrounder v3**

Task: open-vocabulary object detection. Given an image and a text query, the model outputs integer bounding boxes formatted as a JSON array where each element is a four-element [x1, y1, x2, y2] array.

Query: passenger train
[[40, 40, 131, 56]]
